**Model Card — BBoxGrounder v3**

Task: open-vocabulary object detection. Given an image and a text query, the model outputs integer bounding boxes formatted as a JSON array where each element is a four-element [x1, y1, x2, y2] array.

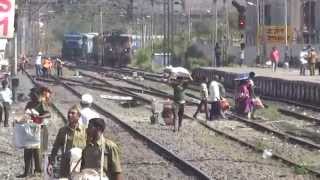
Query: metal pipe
[[285, 0, 288, 47], [188, 7, 191, 42], [163, 0, 167, 65], [257, 0, 260, 63], [167, 0, 170, 65]]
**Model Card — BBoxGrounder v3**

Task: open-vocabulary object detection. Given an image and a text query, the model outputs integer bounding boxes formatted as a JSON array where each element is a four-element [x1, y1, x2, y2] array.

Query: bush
[[223, 55, 237, 66], [185, 57, 210, 70], [134, 49, 152, 68]]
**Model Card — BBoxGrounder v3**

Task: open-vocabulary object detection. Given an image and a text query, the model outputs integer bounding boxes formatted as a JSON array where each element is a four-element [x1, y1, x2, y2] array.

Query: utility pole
[[257, 0, 260, 64], [100, 7, 103, 34], [170, 0, 174, 63], [223, 0, 228, 65], [100, 7, 104, 65], [188, 7, 191, 42], [167, 0, 170, 65], [13, 34, 17, 76], [28, 1, 32, 56], [211, 0, 217, 67], [284, 0, 288, 62], [163, 0, 167, 65], [151, 0, 154, 53]]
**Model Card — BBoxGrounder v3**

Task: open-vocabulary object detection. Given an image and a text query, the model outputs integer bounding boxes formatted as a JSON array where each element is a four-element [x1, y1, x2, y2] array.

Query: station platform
[[202, 66, 320, 84], [193, 66, 320, 105]]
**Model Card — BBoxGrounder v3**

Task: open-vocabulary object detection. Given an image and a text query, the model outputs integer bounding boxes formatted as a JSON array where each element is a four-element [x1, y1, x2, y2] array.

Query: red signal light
[[239, 15, 245, 29]]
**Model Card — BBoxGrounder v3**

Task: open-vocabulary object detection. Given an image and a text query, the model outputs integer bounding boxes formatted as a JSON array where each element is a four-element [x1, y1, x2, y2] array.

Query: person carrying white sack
[[16, 87, 51, 178]]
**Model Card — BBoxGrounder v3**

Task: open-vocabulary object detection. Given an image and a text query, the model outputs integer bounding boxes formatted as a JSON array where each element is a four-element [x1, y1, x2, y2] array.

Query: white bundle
[[265, 60, 272, 66], [25, 109, 39, 116], [164, 66, 193, 80], [71, 169, 109, 180], [70, 148, 83, 174]]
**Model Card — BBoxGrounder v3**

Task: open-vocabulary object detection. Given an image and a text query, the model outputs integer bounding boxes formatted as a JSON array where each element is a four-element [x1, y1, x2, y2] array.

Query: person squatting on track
[[47, 105, 87, 178], [0, 80, 12, 127], [79, 94, 100, 127], [17, 87, 51, 178], [235, 72, 260, 119], [208, 80, 226, 120], [169, 77, 189, 132], [79, 118, 123, 180], [193, 83, 209, 120]]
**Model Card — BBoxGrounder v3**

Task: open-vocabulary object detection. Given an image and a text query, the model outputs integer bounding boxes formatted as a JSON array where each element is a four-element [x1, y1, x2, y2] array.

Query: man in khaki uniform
[[308, 48, 318, 76], [81, 118, 123, 180], [47, 105, 87, 178]]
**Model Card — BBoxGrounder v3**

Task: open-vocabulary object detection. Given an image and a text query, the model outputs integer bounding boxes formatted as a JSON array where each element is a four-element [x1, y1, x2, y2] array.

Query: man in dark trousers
[[56, 58, 64, 77], [215, 42, 222, 67], [0, 80, 12, 127], [169, 77, 189, 132]]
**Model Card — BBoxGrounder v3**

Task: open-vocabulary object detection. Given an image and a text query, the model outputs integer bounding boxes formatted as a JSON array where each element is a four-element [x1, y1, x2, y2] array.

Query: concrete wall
[[192, 68, 320, 105]]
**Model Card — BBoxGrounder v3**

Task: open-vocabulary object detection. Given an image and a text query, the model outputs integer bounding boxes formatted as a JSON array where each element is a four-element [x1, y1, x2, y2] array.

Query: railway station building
[[245, 0, 320, 65]]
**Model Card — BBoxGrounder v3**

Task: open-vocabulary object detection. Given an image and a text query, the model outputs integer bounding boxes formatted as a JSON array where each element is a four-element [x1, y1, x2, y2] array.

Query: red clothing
[[236, 82, 253, 114], [270, 49, 280, 62], [31, 116, 42, 124]]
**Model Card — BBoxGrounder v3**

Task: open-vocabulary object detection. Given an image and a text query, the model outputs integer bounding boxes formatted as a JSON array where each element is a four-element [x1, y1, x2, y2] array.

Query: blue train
[[61, 32, 83, 60], [62, 32, 132, 67]]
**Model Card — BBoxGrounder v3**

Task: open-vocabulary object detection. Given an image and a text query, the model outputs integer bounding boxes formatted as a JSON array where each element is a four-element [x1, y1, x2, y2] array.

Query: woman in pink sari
[[235, 80, 253, 118]]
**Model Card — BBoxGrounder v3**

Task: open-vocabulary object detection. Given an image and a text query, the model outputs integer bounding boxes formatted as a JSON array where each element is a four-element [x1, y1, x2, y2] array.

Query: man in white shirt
[[193, 83, 209, 120], [300, 47, 309, 76], [79, 94, 99, 127], [239, 50, 245, 67], [208, 80, 225, 120], [35, 52, 42, 77], [0, 80, 12, 127]]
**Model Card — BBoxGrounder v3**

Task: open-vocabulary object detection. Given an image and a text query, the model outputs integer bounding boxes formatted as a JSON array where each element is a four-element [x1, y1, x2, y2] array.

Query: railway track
[[109, 67, 320, 147], [61, 65, 320, 178], [25, 69, 211, 179]]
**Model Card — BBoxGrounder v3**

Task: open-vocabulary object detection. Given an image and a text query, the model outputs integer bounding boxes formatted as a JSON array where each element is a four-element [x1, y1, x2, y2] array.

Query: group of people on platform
[[15, 87, 123, 180], [269, 46, 320, 76], [299, 46, 320, 76]]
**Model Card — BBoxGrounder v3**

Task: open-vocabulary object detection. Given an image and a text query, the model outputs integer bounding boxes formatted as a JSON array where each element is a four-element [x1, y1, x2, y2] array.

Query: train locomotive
[[93, 32, 132, 67], [62, 31, 132, 67], [61, 32, 83, 60]]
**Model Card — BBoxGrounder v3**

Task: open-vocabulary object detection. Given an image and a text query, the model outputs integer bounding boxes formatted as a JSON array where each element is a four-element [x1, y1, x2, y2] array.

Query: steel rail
[[67, 66, 320, 149], [48, 76, 211, 179], [75, 68, 320, 148], [71, 66, 320, 177], [117, 66, 320, 112]]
